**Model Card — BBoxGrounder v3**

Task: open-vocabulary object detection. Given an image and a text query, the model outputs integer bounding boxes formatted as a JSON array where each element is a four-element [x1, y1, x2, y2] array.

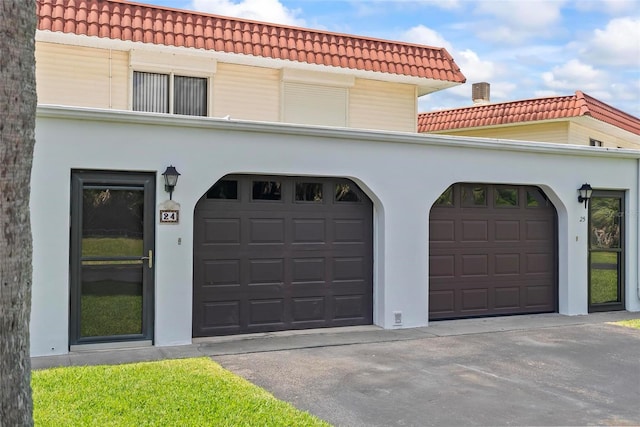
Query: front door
[[588, 191, 624, 312], [70, 171, 155, 345]]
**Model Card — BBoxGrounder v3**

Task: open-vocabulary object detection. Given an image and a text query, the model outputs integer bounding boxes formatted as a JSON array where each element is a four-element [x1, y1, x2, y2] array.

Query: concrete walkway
[[32, 311, 637, 368], [32, 312, 640, 426]]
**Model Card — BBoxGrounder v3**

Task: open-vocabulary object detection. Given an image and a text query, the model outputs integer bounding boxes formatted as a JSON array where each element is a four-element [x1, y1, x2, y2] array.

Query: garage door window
[[295, 182, 323, 202], [335, 183, 361, 202], [495, 187, 518, 207], [253, 181, 282, 200], [206, 180, 238, 200], [462, 185, 487, 206], [435, 186, 454, 206], [526, 188, 548, 208]]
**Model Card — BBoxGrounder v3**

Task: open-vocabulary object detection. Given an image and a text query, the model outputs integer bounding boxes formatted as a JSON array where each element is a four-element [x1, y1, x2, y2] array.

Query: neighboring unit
[[419, 84, 640, 149], [30, 0, 640, 357]]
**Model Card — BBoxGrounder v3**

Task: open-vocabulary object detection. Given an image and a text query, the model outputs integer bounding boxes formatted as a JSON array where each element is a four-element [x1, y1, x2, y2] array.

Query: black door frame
[[588, 190, 625, 312], [69, 170, 155, 345]]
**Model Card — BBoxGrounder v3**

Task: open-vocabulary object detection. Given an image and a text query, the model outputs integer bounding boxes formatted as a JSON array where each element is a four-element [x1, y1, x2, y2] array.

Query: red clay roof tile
[[418, 91, 640, 136], [36, 0, 465, 84]]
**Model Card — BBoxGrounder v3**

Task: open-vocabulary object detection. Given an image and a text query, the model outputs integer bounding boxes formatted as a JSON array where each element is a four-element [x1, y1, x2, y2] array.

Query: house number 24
[[160, 210, 179, 223]]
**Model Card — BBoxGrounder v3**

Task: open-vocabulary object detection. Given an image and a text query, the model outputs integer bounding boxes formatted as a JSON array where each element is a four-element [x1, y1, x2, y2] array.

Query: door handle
[[141, 250, 153, 269]]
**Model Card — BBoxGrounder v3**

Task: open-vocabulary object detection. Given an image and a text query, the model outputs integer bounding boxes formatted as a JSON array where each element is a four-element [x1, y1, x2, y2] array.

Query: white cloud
[[475, 0, 565, 29], [541, 59, 608, 92], [455, 49, 497, 83], [190, 0, 305, 26], [581, 17, 640, 66], [471, 0, 566, 43], [574, 0, 639, 15], [401, 25, 453, 50]]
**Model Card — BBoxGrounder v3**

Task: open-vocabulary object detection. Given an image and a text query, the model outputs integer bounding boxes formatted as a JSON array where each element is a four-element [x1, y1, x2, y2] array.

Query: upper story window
[[281, 69, 354, 127], [133, 71, 208, 117], [589, 138, 603, 147]]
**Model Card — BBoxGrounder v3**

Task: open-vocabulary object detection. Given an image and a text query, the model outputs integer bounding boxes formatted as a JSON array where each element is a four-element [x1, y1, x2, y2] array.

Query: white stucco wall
[[30, 106, 640, 356]]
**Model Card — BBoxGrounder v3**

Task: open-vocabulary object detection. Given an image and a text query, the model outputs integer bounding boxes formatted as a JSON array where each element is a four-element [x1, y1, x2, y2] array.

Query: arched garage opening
[[193, 174, 373, 337], [429, 183, 558, 320]]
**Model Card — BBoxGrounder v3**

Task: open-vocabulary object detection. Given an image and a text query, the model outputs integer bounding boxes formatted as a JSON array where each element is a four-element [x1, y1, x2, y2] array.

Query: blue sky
[[141, 0, 639, 116]]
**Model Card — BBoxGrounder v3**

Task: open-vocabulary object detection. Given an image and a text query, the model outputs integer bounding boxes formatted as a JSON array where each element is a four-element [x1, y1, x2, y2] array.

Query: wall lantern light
[[577, 183, 593, 208], [162, 165, 181, 200]]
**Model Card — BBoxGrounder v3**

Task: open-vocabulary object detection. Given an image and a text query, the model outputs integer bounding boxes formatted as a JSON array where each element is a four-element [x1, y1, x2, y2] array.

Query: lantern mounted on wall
[[577, 183, 593, 208], [162, 165, 181, 200]]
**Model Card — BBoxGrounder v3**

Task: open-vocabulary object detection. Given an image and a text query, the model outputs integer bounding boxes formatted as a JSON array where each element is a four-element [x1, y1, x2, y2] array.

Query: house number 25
[[579, 216, 586, 222]]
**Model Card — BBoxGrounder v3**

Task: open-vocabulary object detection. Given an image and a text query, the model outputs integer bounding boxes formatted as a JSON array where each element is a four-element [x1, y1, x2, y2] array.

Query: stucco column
[[378, 193, 430, 329]]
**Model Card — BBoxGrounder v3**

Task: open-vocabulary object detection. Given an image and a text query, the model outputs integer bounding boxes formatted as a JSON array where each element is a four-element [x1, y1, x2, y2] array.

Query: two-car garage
[[193, 177, 557, 337]]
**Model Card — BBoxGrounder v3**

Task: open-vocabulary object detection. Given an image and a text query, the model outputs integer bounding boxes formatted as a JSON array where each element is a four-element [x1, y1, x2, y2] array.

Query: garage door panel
[[461, 220, 489, 241], [494, 254, 520, 275], [494, 287, 520, 309], [430, 255, 455, 278], [461, 254, 489, 276], [194, 175, 372, 337], [292, 297, 325, 322], [525, 253, 552, 274], [248, 259, 284, 284], [293, 219, 326, 243], [429, 290, 455, 314], [333, 295, 366, 320], [461, 289, 489, 311], [495, 220, 520, 241], [292, 258, 326, 283], [203, 218, 241, 244], [249, 219, 285, 244], [430, 184, 556, 320], [334, 219, 366, 243], [248, 299, 285, 326], [203, 259, 241, 286], [333, 257, 365, 281], [201, 301, 240, 329], [526, 220, 553, 240], [525, 285, 554, 307], [430, 219, 455, 241]]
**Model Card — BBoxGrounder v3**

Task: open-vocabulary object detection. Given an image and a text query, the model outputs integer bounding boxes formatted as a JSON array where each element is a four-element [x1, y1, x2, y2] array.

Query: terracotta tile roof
[[36, 0, 465, 84], [418, 91, 640, 135]]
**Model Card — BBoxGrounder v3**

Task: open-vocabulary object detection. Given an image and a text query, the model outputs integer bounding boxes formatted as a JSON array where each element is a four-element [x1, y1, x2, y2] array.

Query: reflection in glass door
[[70, 171, 155, 345], [588, 191, 624, 312]]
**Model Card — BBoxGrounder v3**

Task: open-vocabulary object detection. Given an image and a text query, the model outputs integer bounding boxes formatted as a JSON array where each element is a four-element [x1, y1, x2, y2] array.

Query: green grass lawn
[[614, 319, 640, 329], [81, 294, 142, 337], [82, 237, 143, 257], [590, 252, 619, 304], [33, 358, 330, 427]]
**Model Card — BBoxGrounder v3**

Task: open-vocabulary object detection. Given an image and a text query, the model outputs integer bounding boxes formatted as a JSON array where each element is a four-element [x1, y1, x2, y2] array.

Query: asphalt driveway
[[215, 318, 640, 426]]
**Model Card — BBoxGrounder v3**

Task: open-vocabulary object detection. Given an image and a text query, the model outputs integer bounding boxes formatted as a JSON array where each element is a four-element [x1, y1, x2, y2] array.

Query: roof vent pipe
[[472, 82, 490, 105]]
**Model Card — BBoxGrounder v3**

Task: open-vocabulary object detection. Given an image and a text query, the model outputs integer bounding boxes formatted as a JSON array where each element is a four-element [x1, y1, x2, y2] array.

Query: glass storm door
[[588, 191, 624, 312], [70, 171, 155, 345]]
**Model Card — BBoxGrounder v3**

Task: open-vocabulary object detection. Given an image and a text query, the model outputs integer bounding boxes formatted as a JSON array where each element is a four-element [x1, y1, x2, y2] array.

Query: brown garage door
[[193, 175, 373, 337], [429, 183, 557, 319]]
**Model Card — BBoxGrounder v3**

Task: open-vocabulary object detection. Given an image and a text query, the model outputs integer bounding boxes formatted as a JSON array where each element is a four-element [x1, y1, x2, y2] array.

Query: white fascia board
[[36, 104, 640, 160], [36, 30, 461, 95]]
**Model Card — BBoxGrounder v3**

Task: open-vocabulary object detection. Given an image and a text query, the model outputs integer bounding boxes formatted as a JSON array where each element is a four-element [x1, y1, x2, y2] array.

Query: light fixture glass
[[577, 183, 592, 208], [162, 165, 181, 199]]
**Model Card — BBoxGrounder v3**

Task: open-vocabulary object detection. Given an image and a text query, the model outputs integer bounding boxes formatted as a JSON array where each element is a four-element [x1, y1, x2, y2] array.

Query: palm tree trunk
[[0, 1, 37, 425]]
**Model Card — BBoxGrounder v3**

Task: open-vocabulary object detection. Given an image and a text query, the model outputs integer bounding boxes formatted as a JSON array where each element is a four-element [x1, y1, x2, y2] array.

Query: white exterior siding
[[31, 107, 640, 356], [282, 82, 348, 127], [213, 63, 280, 121], [568, 120, 640, 149], [432, 122, 570, 144], [350, 79, 416, 132], [36, 42, 129, 109]]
